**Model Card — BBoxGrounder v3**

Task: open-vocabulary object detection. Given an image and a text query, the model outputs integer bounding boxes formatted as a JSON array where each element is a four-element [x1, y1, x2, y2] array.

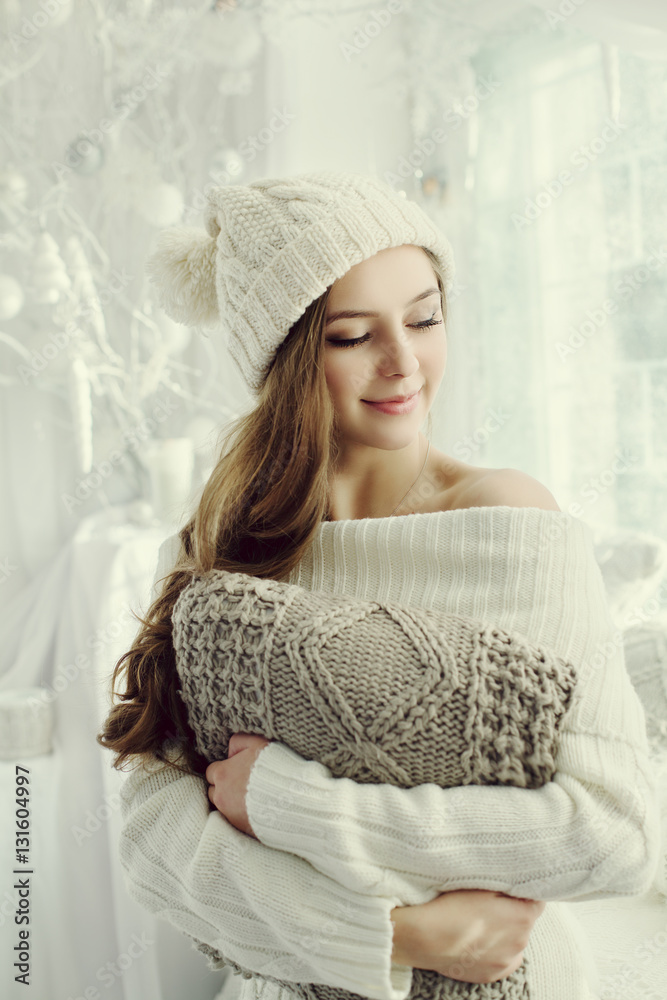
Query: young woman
[[98, 171, 659, 1000]]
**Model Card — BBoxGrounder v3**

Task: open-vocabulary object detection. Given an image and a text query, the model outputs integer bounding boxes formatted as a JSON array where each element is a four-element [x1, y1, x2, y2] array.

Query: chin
[[357, 429, 422, 451]]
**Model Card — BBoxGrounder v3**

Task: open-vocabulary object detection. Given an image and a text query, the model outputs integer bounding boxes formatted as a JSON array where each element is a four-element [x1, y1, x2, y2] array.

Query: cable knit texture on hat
[[145, 170, 456, 395]]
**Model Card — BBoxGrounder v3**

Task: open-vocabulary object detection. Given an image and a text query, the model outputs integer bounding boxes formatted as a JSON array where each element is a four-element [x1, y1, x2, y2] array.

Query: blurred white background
[[1, 1, 667, 999]]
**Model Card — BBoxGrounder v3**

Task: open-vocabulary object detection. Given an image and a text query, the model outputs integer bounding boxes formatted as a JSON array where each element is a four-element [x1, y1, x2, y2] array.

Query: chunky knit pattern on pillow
[[171, 569, 578, 1000]]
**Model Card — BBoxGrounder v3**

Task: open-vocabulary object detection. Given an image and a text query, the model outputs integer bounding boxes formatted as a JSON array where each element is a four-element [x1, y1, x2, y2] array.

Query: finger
[[230, 732, 263, 748], [206, 759, 227, 782]]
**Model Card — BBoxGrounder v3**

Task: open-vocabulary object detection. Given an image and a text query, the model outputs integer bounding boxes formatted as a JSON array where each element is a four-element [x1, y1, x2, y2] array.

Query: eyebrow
[[325, 287, 440, 325]]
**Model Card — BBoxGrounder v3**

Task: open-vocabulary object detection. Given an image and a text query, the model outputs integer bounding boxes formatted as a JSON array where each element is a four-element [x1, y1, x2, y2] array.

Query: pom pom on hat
[[145, 226, 219, 328], [144, 171, 457, 395]]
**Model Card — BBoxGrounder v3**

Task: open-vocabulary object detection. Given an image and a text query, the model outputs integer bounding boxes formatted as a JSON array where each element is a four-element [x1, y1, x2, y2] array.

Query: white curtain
[[528, 0, 667, 54]]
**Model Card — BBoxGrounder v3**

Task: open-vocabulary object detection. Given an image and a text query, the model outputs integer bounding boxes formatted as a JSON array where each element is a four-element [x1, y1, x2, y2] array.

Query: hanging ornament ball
[[0, 169, 28, 205], [157, 312, 192, 355], [65, 134, 105, 176], [64, 235, 97, 299], [421, 169, 448, 201], [0, 275, 24, 321], [33, 232, 71, 304], [209, 147, 245, 183], [139, 183, 184, 227]]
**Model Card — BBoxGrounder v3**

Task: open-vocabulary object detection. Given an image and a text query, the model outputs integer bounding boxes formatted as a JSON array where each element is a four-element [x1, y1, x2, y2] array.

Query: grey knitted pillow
[[172, 569, 578, 1000]]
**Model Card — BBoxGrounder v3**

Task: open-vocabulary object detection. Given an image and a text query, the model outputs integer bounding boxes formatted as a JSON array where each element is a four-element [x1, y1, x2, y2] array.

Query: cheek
[[324, 357, 343, 399], [324, 354, 366, 402], [425, 332, 447, 373]]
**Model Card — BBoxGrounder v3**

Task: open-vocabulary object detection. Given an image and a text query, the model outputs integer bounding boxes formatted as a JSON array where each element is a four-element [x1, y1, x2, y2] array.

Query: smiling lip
[[362, 390, 421, 414]]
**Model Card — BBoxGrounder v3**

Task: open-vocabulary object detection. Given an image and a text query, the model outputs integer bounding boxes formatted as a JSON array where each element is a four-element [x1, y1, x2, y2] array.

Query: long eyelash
[[328, 315, 442, 349], [412, 316, 442, 329]]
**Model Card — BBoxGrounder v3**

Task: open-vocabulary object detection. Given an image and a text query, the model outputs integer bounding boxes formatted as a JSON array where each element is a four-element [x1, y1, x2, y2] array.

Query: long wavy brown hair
[[96, 246, 448, 778]]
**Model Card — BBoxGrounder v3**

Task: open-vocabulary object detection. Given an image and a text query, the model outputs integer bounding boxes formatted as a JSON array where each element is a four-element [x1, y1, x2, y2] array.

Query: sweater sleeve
[[245, 636, 663, 906], [118, 749, 413, 1000]]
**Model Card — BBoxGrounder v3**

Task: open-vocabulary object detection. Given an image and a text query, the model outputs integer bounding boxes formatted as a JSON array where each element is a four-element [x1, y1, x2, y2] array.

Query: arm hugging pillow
[[170, 568, 578, 1000], [172, 569, 577, 793]]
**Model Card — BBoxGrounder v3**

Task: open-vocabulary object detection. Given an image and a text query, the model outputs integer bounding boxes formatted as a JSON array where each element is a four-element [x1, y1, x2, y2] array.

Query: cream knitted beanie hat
[[145, 170, 456, 396]]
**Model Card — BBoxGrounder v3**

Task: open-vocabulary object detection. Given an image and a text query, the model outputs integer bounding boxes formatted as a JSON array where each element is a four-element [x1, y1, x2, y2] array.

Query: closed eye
[[412, 316, 443, 329], [327, 313, 443, 348]]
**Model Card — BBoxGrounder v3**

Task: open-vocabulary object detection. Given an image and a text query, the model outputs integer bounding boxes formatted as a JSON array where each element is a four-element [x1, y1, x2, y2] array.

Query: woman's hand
[[205, 733, 272, 838], [391, 889, 546, 984]]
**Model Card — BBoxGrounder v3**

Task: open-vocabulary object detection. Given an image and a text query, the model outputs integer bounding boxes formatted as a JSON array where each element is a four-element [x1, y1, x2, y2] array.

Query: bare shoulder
[[426, 450, 560, 514], [460, 467, 561, 512]]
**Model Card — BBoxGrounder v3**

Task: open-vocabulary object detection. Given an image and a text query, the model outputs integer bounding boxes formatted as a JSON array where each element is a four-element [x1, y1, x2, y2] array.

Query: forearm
[[389, 905, 417, 968], [118, 749, 413, 1000], [245, 675, 661, 904]]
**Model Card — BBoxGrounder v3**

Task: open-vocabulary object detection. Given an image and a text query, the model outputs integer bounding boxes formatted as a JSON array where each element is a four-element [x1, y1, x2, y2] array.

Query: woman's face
[[323, 244, 447, 452]]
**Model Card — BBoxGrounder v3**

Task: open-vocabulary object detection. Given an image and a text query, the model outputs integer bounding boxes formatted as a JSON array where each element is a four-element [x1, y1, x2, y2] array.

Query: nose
[[375, 327, 420, 379]]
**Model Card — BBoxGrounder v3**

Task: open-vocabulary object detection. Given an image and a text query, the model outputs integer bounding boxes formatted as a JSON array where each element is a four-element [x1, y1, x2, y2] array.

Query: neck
[[326, 433, 431, 521]]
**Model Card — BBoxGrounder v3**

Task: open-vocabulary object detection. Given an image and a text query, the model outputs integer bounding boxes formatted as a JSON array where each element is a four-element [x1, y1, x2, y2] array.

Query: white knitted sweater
[[118, 507, 661, 1000]]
